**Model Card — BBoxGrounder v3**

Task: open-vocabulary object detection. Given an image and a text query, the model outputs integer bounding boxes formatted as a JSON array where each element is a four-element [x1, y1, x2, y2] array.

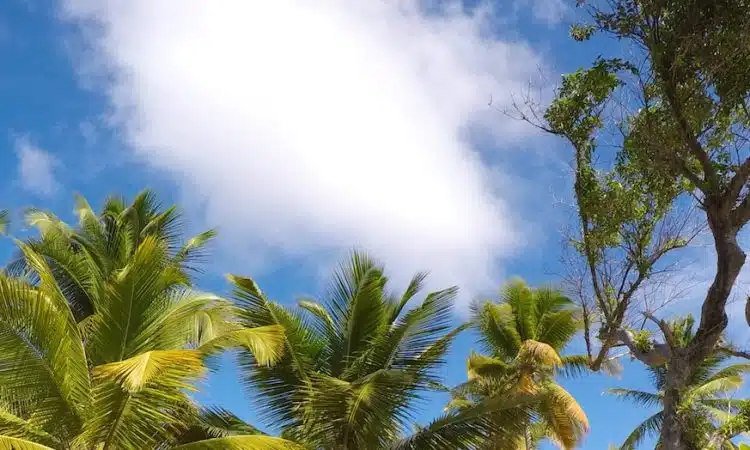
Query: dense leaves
[[448, 280, 597, 449], [0, 193, 288, 449]]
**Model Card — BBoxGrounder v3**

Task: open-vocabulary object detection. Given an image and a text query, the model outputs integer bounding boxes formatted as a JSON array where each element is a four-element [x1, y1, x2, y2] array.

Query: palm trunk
[[660, 386, 685, 450], [660, 359, 693, 450]]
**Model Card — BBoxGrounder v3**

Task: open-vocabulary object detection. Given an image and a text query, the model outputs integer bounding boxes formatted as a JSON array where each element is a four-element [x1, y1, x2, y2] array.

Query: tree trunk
[[660, 210, 746, 450], [660, 388, 686, 449], [660, 360, 689, 450]]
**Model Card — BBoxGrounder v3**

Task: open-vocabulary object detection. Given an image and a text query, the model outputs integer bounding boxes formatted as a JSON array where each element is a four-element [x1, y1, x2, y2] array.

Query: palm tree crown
[[231, 251, 537, 449], [0, 192, 293, 449], [609, 315, 750, 449], [450, 279, 594, 449]]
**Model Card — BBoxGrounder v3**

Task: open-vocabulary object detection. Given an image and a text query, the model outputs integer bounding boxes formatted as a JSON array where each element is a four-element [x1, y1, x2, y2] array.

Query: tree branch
[[613, 328, 671, 367], [642, 311, 676, 350]]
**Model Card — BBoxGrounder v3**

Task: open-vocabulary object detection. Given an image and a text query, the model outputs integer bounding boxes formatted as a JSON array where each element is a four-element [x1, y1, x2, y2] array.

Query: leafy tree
[[512, 0, 750, 447], [448, 279, 604, 449], [0, 194, 294, 449], [8, 189, 216, 322], [609, 316, 750, 449], [231, 251, 539, 449]]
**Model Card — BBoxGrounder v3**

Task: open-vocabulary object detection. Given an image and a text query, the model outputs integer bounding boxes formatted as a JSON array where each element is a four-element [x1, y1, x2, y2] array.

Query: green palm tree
[[449, 279, 600, 450], [0, 194, 297, 449], [609, 315, 750, 449], [230, 252, 538, 449], [7, 190, 216, 322]]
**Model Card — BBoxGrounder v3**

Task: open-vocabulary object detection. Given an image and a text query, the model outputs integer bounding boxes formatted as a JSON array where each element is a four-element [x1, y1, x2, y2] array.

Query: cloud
[[14, 137, 59, 197], [61, 0, 550, 305], [529, 0, 569, 25]]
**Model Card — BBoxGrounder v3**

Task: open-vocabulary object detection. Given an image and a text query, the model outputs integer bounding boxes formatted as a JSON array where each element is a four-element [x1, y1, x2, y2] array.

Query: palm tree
[[449, 279, 598, 449], [0, 194, 297, 449], [8, 190, 216, 322], [609, 315, 750, 449], [230, 251, 539, 449]]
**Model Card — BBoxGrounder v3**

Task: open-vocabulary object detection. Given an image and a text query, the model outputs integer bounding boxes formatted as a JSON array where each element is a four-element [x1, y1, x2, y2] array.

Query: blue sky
[[1, 0, 747, 448]]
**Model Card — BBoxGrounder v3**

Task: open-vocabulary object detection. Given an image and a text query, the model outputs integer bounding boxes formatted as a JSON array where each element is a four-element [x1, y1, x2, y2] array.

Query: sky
[[1, 0, 749, 448]]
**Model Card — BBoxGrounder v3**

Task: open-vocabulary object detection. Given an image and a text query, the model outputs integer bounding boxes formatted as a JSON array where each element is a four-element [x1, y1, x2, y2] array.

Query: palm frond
[[392, 391, 537, 450], [171, 435, 303, 449], [366, 286, 457, 378], [0, 436, 55, 449], [689, 375, 744, 398], [501, 279, 538, 342], [0, 210, 8, 235], [0, 275, 89, 441], [472, 302, 522, 360], [607, 388, 662, 408], [387, 271, 429, 323], [536, 310, 581, 352], [172, 406, 262, 444], [466, 353, 510, 380], [557, 355, 592, 379], [175, 230, 217, 271], [86, 350, 206, 449], [618, 412, 663, 450], [92, 349, 205, 393], [537, 382, 589, 449], [330, 252, 387, 376], [200, 326, 286, 366], [517, 339, 563, 368], [0, 406, 60, 448]]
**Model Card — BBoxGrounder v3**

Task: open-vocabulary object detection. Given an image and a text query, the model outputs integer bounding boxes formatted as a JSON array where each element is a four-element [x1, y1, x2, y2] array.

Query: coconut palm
[[7, 190, 216, 322], [0, 194, 296, 449], [449, 279, 598, 450], [231, 251, 538, 449], [609, 315, 750, 449]]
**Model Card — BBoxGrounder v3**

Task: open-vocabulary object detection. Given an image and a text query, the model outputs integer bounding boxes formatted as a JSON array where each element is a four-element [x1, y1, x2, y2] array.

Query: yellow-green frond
[[0, 210, 8, 235], [23, 209, 71, 238], [93, 349, 206, 393], [517, 339, 563, 368], [200, 325, 286, 366], [539, 382, 589, 449], [172, 435, 303, 449], [0, 275, 89, 439], [0, 436, 54, 450], [690, 376, 744, 398], [466, 353, 509, 380]]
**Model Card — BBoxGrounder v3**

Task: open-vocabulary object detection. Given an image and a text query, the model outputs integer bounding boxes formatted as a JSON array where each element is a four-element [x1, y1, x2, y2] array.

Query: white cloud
[[529, 0, 569, 25], [14, 137, 59, 197], [61, 0, 550, 306]]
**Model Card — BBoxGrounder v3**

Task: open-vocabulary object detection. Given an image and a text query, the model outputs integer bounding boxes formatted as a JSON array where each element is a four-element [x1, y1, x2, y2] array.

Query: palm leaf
[[618, 411, 663, 449], [0, 436, 54, 449], [92, 349, 206, 393], [171, 435, 303, 449], [392, 391, 536, 450], [200, 325, 286, 366], [0, 275, 89, 441], [502, 279, 538, 342], [537, 382, 589, 449], [517, 339, 563, 368], [172, 406, 262, 444], [86, 350, 206, 449], [473, 302, 522, 360], [607, 388, 662, 408], [0, 210, 8, 235]]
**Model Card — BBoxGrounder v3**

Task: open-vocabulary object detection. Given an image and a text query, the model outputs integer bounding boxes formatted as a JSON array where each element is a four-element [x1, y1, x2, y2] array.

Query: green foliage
[[609, 317, 750, 449], [453, 279, 593, 449], [0, 193, 288, 449], [231, 251, 530, 449]]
